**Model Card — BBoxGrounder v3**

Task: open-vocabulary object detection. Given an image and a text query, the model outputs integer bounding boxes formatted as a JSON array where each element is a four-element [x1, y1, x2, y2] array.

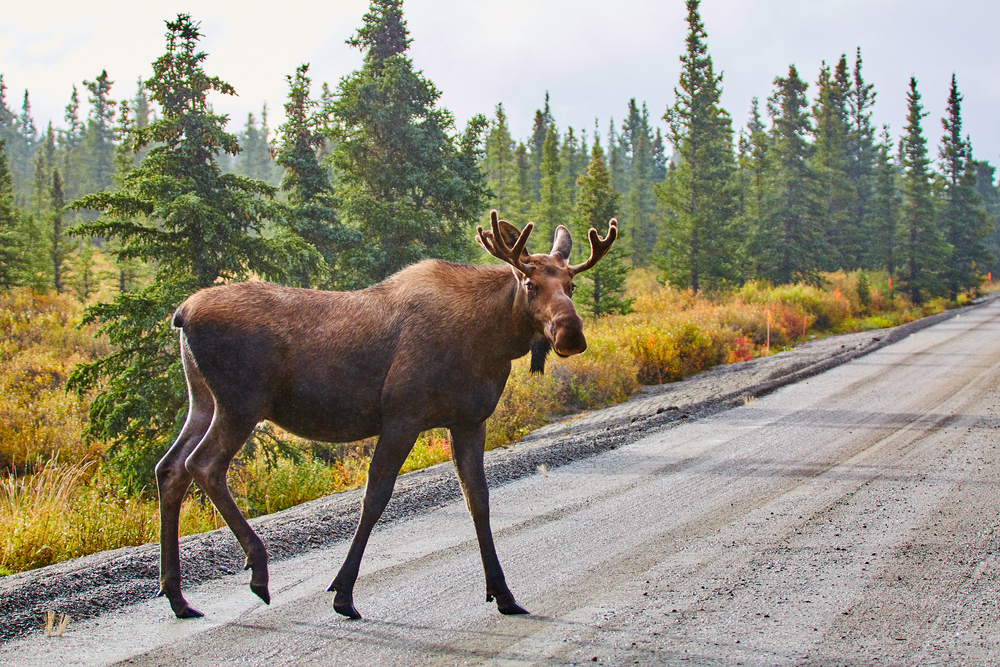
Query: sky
[[2, 0, 999, 166]]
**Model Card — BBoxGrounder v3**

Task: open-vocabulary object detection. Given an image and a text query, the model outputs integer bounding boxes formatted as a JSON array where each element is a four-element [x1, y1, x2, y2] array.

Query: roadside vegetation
[[0, 271, 978, 575]]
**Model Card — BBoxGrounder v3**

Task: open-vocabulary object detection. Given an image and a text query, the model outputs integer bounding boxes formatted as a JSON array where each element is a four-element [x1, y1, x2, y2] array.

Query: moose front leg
[[329, 422, 420, 619], [450, 422, 528, 615]]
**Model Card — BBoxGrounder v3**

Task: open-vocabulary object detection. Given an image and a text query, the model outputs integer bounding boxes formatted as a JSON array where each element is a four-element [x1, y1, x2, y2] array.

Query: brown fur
[[154, 214, 615, 620]]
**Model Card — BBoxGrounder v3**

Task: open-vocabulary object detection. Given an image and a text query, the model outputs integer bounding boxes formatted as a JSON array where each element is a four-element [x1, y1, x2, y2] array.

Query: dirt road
[[3, 300, 999, 665]]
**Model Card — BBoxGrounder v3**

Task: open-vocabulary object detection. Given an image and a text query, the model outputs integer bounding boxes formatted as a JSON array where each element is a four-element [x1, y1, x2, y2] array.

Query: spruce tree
[[67, 15, 305, 488], [59, 85, 85, 203], [607, 119, 627, 195], [658, 0, 739, 291], [483, 103, 520, 221], [82, 71, 117, 193], [938, 75, 992, 298], [528, 92, 552, 202], [49, 168, 71, 292], [651, 128, 667, 182], [761, 65, 828, 285], [330, 0, 488, 282], [0, 136, 23, 288], [897, 77, 948, 304], [847, 48, 878, 269], [560, 126, 582, 207], [514, 141, 532, 222], [235, 107, 281, 185], [811, 58, 857, 269], [973, 161, 1000, 275], [532, 124, 568, 249], [740, 98, 774, 280], [276, 63, 360, 288], [866, 126, 901, 275], [573, 140, 632, 316], [622, 102, 659, 266]]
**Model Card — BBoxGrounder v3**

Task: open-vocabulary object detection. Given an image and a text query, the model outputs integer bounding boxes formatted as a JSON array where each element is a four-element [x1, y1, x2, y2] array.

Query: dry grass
[[0, 269, 967, 575]]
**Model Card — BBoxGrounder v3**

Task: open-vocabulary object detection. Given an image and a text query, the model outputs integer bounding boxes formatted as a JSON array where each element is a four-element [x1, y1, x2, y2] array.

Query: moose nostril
[[553, 324, 586, 356]]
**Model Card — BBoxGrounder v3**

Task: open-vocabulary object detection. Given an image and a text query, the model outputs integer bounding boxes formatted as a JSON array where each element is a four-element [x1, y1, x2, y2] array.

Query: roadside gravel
[[0, 301, 981, 642]]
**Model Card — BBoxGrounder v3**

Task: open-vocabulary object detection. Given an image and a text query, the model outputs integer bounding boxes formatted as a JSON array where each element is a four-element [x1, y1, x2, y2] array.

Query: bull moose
[[155, 211, 617, 619]]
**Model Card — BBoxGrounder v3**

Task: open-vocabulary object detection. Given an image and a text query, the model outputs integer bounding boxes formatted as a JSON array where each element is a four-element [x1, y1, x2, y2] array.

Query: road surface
[[3, 301, 999, 665]]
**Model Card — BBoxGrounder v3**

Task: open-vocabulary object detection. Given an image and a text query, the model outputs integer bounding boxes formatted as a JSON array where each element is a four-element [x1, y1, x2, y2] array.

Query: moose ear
[[550, 225, 572, 261], [495, 218, 522, 248]]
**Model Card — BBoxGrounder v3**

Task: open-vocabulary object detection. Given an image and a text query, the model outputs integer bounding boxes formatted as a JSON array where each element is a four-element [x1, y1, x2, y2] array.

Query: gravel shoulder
[[0, 301, 984, 643]]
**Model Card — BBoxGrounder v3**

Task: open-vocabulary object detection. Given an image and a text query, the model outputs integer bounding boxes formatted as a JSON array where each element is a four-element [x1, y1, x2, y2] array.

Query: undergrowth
[[0, 271, 981, 574]]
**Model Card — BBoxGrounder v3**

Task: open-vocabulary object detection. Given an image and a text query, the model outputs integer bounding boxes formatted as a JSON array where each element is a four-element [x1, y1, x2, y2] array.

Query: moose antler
[[570, 218, 618, 275], [476, 210, 534, 274]]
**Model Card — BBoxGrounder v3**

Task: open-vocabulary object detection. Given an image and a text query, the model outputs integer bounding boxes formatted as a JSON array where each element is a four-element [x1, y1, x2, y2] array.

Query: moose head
[[476, 211, 618, 363]]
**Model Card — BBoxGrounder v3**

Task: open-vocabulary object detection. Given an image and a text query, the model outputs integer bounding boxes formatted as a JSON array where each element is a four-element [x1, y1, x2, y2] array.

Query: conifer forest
[[0, 0, 997, 521]]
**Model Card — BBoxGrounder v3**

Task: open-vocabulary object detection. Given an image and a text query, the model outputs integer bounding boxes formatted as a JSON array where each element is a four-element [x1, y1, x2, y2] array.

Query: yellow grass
[[0, 270, 971, 574]]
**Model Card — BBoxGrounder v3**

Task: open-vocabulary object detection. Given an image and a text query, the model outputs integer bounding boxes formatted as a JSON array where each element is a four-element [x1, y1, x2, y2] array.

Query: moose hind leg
[[155, 411, 211, 618], [450, 422, 528, 615], [329, 422, 419, 619], [184, 412, 270, 606], [155, 344, 214, 619]]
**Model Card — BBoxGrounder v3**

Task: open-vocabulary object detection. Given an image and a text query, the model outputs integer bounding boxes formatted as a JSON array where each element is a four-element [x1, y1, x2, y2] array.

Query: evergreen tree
[[897, 77, 948, 304], [0, 136, 23, 288], [532, 124, 567, 249], [483, 103, 520, 220], [82, 71, 117, 193], [607, 118, 627, 195], [132, 78, 152, 166], [330, 0, 489, 282], [59, 85, 85, 203], [514, 141, 532, 222], [573, 141, 632, 316], [67, 15, 305, 487], [528, 92, 552, 202], [657, 0, 739, 290], [616, 101, 659, 266], [0, 82, 32, 201], [847, 48, 878, 269], [811, 58, 857, 269], [276, 63, 360, 288], [651, 127, 667, 182], [938, 75, 992, 298], [559, 126, 582, 207], [235, 106, 281, 185], [973, 160, 1000, 275], [866, 126, 901, 275], [49, 168, 71, 292], [761, 65, 828, 284], [740, 98, 773, 280]]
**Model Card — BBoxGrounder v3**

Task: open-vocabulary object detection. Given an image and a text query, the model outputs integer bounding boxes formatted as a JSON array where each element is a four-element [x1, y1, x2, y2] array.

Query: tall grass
[[0, 271, 974, 575]]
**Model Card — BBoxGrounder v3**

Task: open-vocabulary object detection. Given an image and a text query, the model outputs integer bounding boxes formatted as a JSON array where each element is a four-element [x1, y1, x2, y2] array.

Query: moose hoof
[[250, 582, 271, 605], [498, 601, 529, 615], [488, 589, 529, 615], [176, 605, 205, 619], [332, 590, 362, 619], [334, 600, 362, 620]]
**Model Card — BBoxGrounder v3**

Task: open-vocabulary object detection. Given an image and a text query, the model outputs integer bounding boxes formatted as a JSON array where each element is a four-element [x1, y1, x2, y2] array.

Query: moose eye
[[524, 281, 534, 292]]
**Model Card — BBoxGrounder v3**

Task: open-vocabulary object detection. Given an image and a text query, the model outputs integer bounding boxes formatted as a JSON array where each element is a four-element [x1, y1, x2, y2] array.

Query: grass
[[0, 272, 989, 575]]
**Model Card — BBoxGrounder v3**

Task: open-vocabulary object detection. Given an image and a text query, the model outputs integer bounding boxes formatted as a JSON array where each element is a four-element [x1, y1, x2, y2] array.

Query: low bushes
[[0, 270, 969, 574]]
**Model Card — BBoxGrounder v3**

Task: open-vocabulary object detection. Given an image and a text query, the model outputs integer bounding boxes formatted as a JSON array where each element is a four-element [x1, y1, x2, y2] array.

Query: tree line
[[479, 0, 996, 305], [0, 0, 996, 486]]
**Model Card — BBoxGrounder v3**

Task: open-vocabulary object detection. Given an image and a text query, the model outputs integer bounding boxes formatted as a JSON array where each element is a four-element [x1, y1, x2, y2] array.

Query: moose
[[155, 212, 617, 619]]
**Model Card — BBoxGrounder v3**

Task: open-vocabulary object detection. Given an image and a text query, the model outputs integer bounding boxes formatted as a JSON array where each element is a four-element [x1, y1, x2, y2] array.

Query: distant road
[[3, 300, 999, 666]]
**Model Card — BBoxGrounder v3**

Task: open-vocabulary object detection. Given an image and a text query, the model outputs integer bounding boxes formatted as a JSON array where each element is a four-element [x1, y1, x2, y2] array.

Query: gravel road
[[0, 298, 996, 665]]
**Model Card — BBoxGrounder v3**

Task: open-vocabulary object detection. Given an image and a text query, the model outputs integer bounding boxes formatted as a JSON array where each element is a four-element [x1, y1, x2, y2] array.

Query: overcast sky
[[2, 0, 998, 167]]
